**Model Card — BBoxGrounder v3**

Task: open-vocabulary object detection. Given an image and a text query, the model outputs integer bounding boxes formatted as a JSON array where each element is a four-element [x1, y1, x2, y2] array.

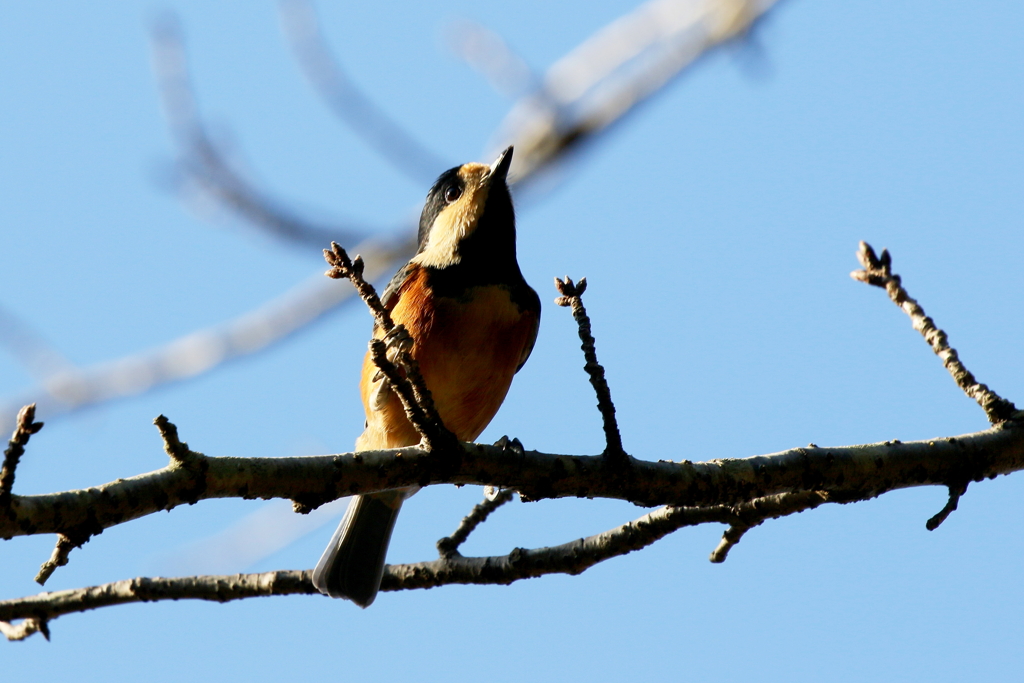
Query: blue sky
[[2, 1, 1023, 680]]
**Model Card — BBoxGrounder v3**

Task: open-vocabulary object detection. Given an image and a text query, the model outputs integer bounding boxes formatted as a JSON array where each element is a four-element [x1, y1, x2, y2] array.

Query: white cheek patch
[[413, 164, 491, 269]]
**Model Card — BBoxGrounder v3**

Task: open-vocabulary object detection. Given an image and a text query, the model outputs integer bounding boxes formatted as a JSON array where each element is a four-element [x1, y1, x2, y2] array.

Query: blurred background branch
[[0, 0, 779, 435]]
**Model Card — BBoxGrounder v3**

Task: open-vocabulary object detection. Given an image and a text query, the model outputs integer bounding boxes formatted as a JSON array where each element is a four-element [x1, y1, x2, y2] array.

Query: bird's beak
[[487, 145, 514, 184]]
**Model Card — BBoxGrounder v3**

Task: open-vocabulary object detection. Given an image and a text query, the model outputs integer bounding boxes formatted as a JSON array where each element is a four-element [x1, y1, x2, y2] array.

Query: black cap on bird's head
[[413, 146, 517, 270]]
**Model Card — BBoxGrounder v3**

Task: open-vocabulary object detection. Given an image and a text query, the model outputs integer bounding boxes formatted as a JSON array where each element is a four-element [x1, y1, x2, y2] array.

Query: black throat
[[426, 182, 528, 302]]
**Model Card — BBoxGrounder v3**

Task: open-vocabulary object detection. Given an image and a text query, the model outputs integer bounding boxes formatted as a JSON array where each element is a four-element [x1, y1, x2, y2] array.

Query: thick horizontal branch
[[2, 419, 1022, 541]]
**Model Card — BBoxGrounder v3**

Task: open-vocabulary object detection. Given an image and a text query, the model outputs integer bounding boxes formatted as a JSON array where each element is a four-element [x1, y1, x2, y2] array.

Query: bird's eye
[[444, 186, 462, 203]]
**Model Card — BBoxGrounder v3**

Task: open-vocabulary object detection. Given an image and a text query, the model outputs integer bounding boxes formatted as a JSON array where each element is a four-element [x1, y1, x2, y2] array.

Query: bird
[[312, 146, 540, 607]]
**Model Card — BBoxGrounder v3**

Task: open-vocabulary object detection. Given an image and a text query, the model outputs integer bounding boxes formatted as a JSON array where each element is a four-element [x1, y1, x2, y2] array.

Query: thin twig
[[710, 524, 749, 563], [35, 533, 87, 586], [436, 488, 516, 558], [153, 415, 201, 467], [926, 482, 968, 531], [0, 404, 43, 505], [323, 243, 396, 332], [279, 0, 447, 185], [554, 277, 628, 465], [852, 241, 1018, 425], [324, 242, 457, 452], [0, 618, 49, 642], [708, 491, 830, 562]]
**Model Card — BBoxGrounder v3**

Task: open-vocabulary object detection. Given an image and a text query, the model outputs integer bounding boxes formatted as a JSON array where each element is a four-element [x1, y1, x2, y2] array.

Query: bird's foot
[[486, 436, 525, 500]]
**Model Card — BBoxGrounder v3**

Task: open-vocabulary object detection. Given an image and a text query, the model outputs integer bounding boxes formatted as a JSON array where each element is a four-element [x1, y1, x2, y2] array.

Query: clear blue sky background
[[2, 1, 1023, 680]]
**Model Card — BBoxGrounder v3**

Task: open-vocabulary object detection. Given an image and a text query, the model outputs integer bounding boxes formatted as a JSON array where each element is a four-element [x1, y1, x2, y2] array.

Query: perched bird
[[313, 146, 540, 607]]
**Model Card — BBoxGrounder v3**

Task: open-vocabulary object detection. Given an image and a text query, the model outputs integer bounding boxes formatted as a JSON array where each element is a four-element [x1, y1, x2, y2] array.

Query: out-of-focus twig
[[488, 0, 782, 183], [446, 19, 538, 100], [151, 15, 375, 249], [0, 238, 413, 435], [0, 305, 76, 383], [279, 0, 449, 185]]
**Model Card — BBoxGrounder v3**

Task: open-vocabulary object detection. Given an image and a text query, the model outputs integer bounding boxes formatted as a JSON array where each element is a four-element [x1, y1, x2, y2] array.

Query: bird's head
[[412, 146, 516, 269]]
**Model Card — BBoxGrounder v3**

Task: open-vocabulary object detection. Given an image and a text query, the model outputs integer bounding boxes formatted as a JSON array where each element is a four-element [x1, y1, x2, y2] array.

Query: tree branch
[[278, 0, 448, 185], [151, 14, 375, 249], [494, 0, 784, 183], [3, 231, 1024, 638], [3, 1, 777, 436], [0, 246, 412, 436], [851, 241, 1018, 425], [0, 489, 828, 637], [555, 276, 628, 465], [708, 491, 829, 562], [323, 243, 458, 453], [436, 488, 516, 558], [0, 572, 318, 640], [2, 421, 1022, 544], [34, 533, 87, 586], [0, 404, 43, 506]]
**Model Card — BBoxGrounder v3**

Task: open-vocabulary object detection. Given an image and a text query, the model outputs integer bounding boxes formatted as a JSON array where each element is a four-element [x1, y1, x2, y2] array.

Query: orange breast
[[357, 269, 537, 451]]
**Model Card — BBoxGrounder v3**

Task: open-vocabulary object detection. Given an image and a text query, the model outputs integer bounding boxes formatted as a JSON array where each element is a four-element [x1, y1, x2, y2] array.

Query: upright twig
[[554, 277, 628, 466], [154, 415, 204, 468], [0, 404, 43, 506], [851, 241, 1017, 425], [324, 242, 457, 452]]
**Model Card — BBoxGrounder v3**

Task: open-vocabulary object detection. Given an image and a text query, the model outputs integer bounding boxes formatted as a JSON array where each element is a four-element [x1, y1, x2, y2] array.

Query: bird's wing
[[380, 262, 419, 311], [515, 287, 542, 374]]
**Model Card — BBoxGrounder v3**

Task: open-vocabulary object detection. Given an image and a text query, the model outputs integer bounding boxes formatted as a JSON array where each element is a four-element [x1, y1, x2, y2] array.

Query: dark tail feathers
[[312, 492, 404, 607]]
